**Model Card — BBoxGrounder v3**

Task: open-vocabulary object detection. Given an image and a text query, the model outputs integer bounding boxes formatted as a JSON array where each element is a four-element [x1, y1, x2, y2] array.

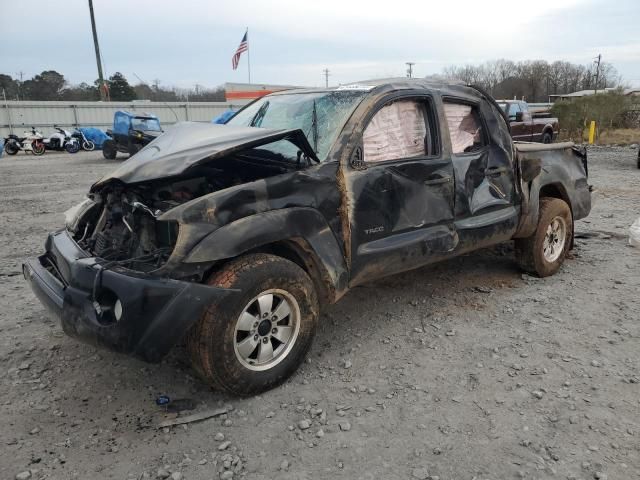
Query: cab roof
[[265, 77, 473, 98], [116, 110, 159, 120]]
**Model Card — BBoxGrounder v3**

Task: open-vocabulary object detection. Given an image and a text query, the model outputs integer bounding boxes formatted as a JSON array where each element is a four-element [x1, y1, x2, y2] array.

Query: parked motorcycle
[[71, 129, 95, 151], [3, 127, 45, 156], [43, 126, 80, 154]]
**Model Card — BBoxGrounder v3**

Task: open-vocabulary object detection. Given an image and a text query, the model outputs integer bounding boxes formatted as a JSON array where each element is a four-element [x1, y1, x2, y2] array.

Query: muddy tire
[[515, 198, 573, 277], [102, 139, 117, 160], [541, 131, 553, 144], [187, 253, 319, 396]]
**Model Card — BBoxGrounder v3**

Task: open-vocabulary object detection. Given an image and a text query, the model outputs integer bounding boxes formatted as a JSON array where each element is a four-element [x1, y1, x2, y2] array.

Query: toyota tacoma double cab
[[24, 79, 591, 395]]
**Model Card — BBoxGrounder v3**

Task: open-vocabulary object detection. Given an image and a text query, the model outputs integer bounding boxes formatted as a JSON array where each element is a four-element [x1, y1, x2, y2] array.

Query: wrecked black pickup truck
[[23, 79, 591, 395]]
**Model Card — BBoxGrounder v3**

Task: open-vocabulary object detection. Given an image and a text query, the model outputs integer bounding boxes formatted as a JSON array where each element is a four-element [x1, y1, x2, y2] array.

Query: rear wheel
[[102, 139, 117, 160], [515, 197, 573, 277], [541, 131, 553, 144], [4, 142, 19, 155], [187, 253, 319, 396]]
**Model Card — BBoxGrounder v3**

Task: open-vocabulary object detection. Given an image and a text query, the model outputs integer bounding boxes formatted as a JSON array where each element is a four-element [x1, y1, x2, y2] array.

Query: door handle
[[484, 166, 508, 177], [424, 176, 451, 186]]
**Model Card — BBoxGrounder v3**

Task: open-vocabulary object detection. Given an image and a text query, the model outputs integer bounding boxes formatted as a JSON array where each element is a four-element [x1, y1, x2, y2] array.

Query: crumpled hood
[[92, 122, 318, 188]]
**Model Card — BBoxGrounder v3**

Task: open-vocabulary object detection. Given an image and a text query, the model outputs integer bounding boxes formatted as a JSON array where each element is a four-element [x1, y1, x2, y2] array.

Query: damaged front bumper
[[23, 230, 231, 362]]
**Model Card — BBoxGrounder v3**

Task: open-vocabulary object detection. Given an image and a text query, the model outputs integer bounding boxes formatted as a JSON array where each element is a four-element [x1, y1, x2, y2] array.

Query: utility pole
[[322, 68, 330, 88], [88, 0, 107, 101], [406, 62, 415, 78], [15, 71, 24, 100], [593, 54, 601, 95], [3, 88, 13, 134]]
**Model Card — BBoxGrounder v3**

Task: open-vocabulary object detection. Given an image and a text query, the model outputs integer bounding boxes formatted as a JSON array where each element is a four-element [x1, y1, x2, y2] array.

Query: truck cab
[[498, 100, 558, 143]]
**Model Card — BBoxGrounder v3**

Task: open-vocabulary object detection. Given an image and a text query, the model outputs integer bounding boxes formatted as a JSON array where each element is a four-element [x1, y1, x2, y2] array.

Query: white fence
[[0, 100, 247, 137]]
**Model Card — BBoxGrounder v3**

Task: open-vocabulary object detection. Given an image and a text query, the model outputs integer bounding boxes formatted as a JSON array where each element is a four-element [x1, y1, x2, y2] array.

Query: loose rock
[[298, 419, 311, 430], [339, 421, 351, 431]]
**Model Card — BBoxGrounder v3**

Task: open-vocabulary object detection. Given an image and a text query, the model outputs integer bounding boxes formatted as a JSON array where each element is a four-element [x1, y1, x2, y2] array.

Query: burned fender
[[184, 207, 349, 303]]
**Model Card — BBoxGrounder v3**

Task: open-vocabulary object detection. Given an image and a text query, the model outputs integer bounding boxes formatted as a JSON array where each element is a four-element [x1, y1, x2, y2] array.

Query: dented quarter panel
[[514, 143, 591, 238]]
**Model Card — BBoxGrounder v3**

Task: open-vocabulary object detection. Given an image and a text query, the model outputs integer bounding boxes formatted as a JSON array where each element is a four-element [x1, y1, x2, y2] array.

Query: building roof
[[224, 82, 301, 101], [550, 87, 640, 99]]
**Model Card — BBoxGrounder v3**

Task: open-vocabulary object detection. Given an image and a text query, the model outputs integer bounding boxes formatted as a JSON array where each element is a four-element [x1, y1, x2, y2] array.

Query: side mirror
[[515, 111, 524, 122], [521, 157, 542, 182]]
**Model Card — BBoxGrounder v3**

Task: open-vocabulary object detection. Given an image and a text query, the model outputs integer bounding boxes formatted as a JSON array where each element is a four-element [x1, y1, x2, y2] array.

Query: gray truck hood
[[93, 122, 318, 188]]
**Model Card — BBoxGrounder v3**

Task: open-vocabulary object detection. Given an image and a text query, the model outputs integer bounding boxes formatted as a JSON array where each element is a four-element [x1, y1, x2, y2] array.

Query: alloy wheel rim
[[233, 289, 300, 371], [542, 216, 566, 263]]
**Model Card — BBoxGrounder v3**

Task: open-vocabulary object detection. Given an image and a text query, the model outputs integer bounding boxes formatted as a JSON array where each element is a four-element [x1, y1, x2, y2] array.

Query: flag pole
[[247, 27, 251, 84]]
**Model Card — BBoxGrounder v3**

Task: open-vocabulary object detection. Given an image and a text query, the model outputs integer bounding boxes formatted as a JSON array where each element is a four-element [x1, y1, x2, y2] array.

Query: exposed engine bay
[[71, 154, 292, 272]]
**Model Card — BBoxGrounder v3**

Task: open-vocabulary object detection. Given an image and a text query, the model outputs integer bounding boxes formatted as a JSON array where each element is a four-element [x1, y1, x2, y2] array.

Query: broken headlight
[[64, 197, 98, 233]]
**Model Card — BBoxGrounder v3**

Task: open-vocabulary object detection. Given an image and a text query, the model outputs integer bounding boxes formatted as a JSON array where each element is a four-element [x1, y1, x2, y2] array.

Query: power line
[[322, 68, 330, 88]]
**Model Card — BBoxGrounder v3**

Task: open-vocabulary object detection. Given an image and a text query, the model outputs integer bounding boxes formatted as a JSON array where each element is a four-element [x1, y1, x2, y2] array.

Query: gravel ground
[[1, 147, 639, 480]]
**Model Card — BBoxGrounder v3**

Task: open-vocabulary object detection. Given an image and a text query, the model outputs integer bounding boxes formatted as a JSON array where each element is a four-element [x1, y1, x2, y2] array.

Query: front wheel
[[82, 140, 95, 151], [541, 131, 553, 144], [32, 141, 45, 156], [187, 253, 319, 396], [65, 141, 80, 154], [102, 139, 117, 160], [515, 197, 573, 277]]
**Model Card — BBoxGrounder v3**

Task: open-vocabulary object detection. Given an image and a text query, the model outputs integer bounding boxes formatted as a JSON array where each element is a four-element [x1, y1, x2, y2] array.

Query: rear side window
[[363, 99, 433, 163], [443, 102, 486, 154]]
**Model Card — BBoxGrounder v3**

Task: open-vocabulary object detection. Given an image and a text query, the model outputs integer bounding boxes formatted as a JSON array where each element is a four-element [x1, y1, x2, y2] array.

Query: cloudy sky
[[2, 0, 639, 89]]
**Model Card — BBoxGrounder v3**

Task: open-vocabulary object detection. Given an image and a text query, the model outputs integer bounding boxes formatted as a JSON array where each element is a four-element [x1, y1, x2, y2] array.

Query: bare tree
[[442, 59, 620, 102]]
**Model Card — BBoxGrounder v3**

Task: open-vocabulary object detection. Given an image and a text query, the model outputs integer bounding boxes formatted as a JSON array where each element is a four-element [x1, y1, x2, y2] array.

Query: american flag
[[232, 30, 248, 70]]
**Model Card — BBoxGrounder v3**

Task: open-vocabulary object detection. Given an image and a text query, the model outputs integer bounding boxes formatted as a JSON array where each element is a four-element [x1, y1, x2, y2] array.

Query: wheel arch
[[539, 182, 572, 211], [184, 208, 350, 305], [249, 238, 334, 305], [514, 180, 574, 239]]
